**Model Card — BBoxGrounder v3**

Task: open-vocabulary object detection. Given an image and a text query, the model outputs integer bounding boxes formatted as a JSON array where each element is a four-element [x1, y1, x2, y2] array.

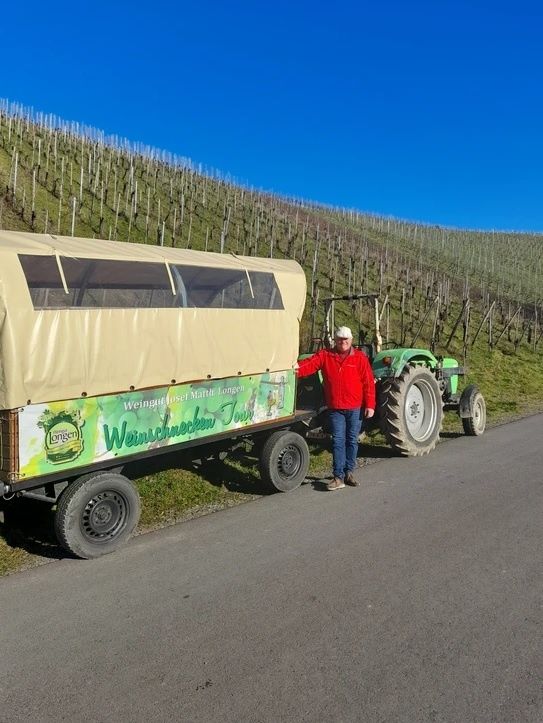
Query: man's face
[[334, 336, 352, 352]]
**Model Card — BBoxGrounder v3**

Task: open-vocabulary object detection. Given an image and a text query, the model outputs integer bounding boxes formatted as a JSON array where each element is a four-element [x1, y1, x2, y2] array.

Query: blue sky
[[2, 1, 543, 231]]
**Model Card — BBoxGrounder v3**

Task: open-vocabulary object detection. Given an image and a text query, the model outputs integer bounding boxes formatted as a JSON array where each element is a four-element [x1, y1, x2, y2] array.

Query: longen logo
[[48, 427, 79, 445], [38, 411, 85, 465]]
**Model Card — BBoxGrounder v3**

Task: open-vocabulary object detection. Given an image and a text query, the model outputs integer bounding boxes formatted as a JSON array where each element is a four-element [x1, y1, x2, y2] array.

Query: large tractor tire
[[379, 365, 443, 456]]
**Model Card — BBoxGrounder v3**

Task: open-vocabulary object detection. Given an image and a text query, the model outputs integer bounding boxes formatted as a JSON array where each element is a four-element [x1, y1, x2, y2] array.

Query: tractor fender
[[459, 384, 480, 418], [372, 348, 438, 379]]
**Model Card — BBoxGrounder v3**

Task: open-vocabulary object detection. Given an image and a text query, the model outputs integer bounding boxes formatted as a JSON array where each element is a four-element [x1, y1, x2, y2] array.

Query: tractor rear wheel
[[379, 365, 443, 456]]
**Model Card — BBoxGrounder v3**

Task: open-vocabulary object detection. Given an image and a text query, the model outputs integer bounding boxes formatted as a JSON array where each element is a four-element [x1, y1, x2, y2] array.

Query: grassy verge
[[1, 348, 543, 577]]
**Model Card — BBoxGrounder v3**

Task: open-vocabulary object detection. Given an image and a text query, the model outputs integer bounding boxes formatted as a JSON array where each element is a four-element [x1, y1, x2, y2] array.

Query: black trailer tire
[[460, 386, 486, 436], [379, 365, 443, 456], [54, 471, 140, 559], [259, 430, 309, 492]]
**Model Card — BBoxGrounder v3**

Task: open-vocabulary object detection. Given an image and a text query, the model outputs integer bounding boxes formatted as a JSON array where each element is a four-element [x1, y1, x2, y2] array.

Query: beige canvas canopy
[[0, 232, 307, 409]]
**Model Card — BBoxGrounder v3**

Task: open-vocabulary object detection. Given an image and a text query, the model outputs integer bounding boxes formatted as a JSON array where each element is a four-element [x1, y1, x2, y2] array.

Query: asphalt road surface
[[1, 415, 542, 723]]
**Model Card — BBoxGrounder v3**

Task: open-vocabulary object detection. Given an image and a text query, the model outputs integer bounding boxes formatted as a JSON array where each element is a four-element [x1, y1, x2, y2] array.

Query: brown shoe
[[344, 472, 359, 487], [326, 477, 345, 491]]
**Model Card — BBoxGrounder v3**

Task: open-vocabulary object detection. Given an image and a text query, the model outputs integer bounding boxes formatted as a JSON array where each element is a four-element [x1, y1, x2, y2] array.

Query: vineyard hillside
[[0, 101, 542, 410]]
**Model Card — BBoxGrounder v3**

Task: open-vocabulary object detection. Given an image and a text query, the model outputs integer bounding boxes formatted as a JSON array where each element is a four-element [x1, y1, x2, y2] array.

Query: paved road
[[1, 416, 542, 723]]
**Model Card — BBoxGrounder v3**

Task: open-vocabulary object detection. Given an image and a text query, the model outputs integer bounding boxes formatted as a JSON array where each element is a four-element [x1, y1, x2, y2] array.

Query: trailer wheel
[[259, 430, 309, 492], [54, 471, 140, 559], [460, 385, 486, 436], [379, 365, 443, 456]]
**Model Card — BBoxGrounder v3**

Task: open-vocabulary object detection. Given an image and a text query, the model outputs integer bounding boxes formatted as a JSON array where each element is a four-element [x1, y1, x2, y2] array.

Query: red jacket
[[298, 347, 376, 411]]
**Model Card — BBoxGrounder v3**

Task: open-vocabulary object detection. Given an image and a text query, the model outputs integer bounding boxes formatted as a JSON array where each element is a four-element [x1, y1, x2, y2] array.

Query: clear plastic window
[[174, 265, 283, 309], [18, 255, 284, 310], [18, 255, 175, 309]]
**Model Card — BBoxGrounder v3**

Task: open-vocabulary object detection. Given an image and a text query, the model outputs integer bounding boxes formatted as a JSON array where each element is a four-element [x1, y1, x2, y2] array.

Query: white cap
[[335, 326, 353, 339]]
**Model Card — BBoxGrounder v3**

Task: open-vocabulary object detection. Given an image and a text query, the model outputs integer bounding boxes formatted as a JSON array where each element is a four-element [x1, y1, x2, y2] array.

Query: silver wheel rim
[[473, 398, 485, 431], [405, 379, 437, 441]]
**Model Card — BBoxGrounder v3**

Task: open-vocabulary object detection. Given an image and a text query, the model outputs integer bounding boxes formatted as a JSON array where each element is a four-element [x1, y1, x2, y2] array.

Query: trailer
[[0, 232, 315, 558]]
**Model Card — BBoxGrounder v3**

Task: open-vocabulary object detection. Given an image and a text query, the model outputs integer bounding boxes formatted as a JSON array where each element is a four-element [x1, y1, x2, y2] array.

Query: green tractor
[[300, 294, 486, 456]]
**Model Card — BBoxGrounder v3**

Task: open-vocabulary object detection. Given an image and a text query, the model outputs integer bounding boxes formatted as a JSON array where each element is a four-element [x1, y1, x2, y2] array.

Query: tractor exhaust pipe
[[373, 297, 382, 353]]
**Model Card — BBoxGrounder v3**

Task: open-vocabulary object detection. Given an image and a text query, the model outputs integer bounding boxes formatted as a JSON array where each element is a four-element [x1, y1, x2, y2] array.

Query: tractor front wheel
[[379, 365, 443, 456], [460, 385, 486, 436]]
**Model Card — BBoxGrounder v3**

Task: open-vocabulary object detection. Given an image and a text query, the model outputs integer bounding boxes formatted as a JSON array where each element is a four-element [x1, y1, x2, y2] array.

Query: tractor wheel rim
[[277, 445, 302, 479], [81, 491, 129, 543], [405, 379, 437, 441], [474, 399, 484, 429]]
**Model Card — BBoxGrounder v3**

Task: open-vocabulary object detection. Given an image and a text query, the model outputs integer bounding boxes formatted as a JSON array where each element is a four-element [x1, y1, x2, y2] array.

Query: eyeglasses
[[335, 338, 350, 342]]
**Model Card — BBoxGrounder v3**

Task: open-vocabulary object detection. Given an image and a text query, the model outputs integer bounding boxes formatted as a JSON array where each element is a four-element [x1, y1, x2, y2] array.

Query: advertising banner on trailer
[[18, 371, 296, 480]]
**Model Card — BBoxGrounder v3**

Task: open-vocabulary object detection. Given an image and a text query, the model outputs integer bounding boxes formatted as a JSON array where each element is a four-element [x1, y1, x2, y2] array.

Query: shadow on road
[[306, 476, 330, 492], [0, 445, 271, 563], [0, 499, 68, 561], [0, 436, 408, 561], [359, 442, 399, 458]]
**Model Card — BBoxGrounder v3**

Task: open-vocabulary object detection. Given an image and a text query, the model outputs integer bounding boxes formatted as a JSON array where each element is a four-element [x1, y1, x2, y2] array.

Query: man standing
[[296, 326, 375, 491]]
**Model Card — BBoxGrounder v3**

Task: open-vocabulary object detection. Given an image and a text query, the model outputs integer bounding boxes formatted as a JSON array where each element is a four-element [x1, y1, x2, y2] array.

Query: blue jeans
[[328, 409, 362, 480]]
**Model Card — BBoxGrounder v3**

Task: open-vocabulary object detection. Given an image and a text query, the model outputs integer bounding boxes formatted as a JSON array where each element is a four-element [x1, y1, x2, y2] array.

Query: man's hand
[[364, 408, 375, 419]]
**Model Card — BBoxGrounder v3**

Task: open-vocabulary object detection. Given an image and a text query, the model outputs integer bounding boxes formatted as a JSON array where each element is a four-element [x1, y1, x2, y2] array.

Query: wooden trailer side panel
[[0, 410, 19, 482]]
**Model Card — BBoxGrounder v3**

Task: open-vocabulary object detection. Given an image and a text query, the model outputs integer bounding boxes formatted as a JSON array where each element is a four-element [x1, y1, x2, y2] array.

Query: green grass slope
[[1, 105, 542, 575]]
